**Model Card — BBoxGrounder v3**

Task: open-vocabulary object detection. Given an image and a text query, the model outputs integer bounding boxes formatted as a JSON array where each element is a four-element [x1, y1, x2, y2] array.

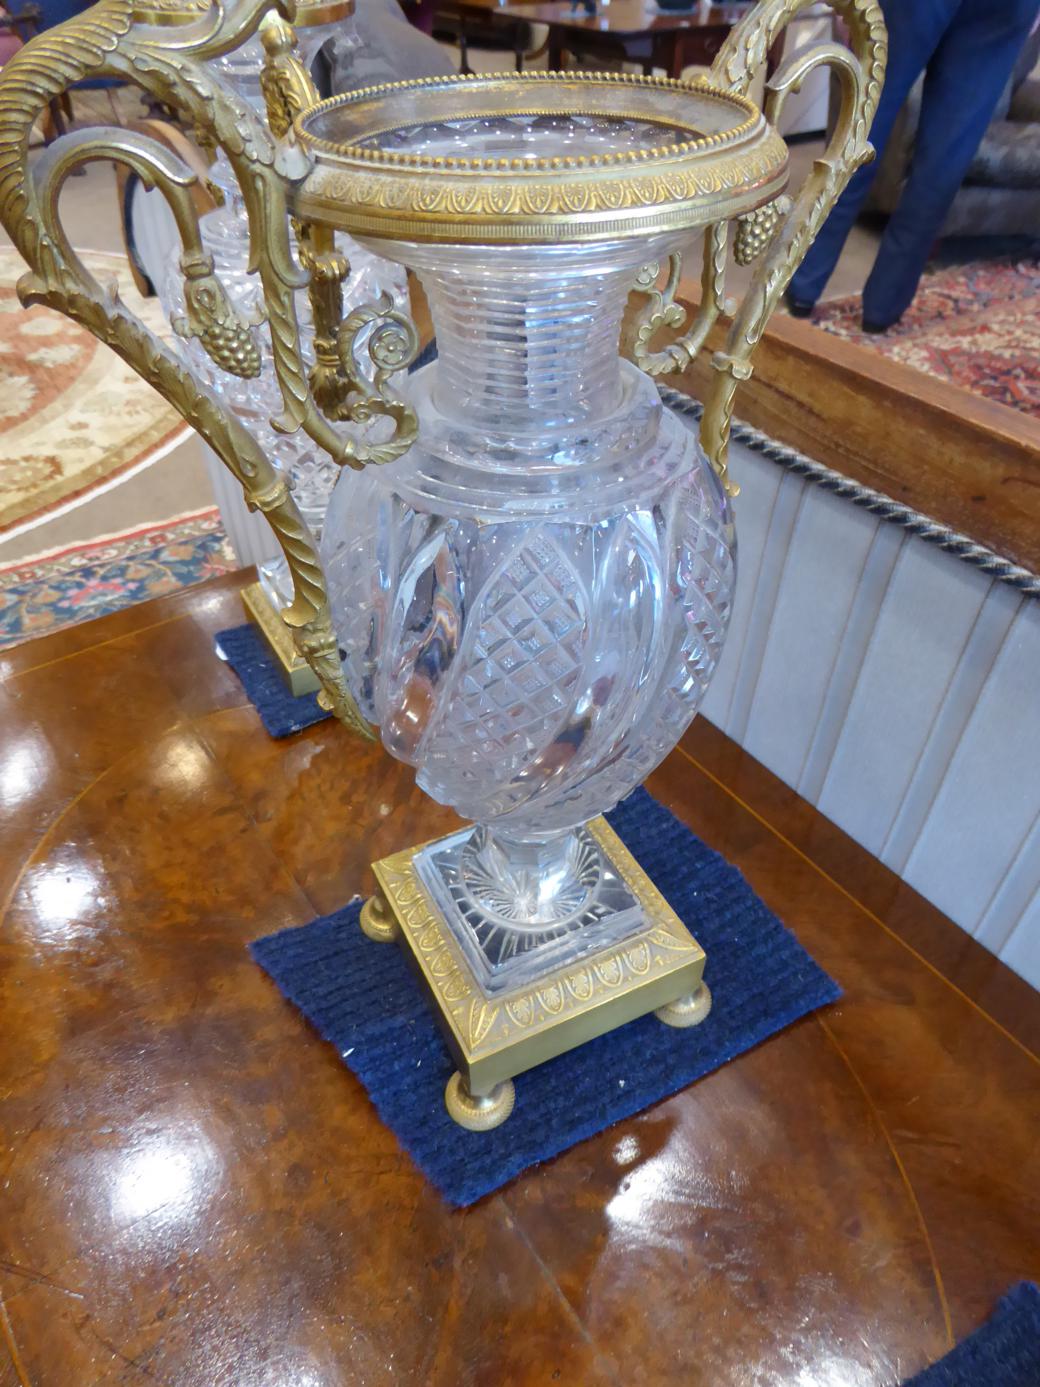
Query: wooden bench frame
[[660, 300, 1040, 576]]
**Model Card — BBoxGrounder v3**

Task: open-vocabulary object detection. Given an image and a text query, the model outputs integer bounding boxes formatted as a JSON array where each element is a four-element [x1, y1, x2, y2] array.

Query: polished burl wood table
[[1, 572, 1038, 1386]]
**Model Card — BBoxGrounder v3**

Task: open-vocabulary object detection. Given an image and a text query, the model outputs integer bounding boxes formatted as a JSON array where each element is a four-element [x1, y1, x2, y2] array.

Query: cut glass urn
[[297, 73, 784, 1126], [0, 0, 885, 1130]]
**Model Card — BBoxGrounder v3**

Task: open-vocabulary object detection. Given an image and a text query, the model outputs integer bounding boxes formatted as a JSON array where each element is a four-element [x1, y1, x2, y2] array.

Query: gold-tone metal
[[627, 0, 887, 496], [335, 294, 420, 461], [445, 1073, 516, 1131], [370, 816, 707, 1098], [292, 71, 790, 245], [299, 224, 355, 419], [257, 7, 422, 453], [293, 0, 355, 26], [293, 222, 422, 449], [259, 11, 321, 140], [628, 251, 685, 375], [699, 9, 886, 497], [629, 223, 731, 377], [258, 10, 355, 422], [174, 246, 264, 378], [655, 983, 713, 1028], [241, 580, 321, 697], [359, 892, 399, 944], [0, 0, 397, 735], [132, 0, 207, 28], [733, 194, 791, 265]]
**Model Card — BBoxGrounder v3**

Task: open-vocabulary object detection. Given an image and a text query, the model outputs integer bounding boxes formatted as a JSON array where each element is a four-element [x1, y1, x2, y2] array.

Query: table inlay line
[[676, 743, 1040, 1069]]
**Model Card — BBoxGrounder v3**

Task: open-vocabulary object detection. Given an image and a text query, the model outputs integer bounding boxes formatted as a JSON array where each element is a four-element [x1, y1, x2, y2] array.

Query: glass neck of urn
[[395, 242, 667, 437]]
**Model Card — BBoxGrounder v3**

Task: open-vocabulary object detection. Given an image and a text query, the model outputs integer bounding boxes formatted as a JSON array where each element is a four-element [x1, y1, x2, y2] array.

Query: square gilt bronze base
[[241, 580, 320, 697], [361, 816, 711, 1130]]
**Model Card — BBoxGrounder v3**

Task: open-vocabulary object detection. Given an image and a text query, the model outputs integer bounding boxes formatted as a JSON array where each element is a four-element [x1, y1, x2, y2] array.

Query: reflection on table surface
[[2, 572, 1037, 1384]]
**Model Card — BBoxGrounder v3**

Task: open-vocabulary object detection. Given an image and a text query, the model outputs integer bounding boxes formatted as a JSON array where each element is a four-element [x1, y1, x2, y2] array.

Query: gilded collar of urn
[[291, 71, 789, 245]]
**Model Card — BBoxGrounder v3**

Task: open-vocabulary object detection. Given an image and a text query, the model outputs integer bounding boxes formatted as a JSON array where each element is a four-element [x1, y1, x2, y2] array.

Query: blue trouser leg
[[861, 0, 1040, 326], [788, 0, 963, 307]]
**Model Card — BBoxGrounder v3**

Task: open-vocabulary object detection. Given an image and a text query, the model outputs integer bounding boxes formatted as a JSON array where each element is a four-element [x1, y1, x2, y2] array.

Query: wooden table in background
[[499, 0, 733, 78], [1, 573, 1037, 1385], [433, 0, 549, 73], [432, 0, 735, 78]]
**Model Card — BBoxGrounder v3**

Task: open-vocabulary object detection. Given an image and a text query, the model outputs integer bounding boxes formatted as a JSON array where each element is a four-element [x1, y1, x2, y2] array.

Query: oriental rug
[[0, 507, 236, 651], [814, 255, 1040, 417], [0, 246, 190, 539]]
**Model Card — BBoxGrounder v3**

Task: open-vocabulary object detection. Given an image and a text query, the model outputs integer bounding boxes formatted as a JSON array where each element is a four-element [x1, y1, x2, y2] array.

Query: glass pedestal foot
[[445, 1072, 515, 1131], [413, 822, 647, 999], [655, 983, 713, 1028]]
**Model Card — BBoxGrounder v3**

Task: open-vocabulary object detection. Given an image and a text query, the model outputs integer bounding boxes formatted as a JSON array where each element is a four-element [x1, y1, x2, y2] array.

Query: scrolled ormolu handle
[[629, 0, 886, 497], [0, 0, 373, 737], [257, 10, 421, 447], [701, 0, 887, 496]]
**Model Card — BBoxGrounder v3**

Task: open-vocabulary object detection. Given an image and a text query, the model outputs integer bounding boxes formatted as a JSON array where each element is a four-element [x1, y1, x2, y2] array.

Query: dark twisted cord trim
[[659, 385, 1040, 599]]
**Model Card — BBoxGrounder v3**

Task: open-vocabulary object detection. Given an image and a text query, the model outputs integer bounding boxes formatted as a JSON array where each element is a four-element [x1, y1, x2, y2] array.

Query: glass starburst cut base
[[363, 816, 707, 1128]]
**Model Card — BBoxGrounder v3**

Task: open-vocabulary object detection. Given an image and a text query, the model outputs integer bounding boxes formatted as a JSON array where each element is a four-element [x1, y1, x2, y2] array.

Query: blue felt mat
[[904, 1283, 1040, 1387], [250, 787, 840, 1205], [215, 622, 329, 739]]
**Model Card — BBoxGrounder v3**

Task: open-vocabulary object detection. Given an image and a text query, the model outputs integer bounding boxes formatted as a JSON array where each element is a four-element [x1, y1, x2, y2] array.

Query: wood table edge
[[659, 289, 1040, 576]]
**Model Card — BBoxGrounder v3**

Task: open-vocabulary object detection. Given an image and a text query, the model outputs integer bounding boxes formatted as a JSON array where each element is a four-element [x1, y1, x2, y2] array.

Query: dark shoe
[[861, 316, 897, 334], [784, 289, 814, 318]]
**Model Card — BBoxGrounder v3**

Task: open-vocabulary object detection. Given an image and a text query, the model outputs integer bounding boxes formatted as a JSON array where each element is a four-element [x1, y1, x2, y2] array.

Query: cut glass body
[[322, 214, 736, 992]]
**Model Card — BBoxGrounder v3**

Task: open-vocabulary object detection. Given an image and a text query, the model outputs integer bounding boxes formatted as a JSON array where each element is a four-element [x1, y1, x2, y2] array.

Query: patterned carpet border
[[0, 507, 236, 651]]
